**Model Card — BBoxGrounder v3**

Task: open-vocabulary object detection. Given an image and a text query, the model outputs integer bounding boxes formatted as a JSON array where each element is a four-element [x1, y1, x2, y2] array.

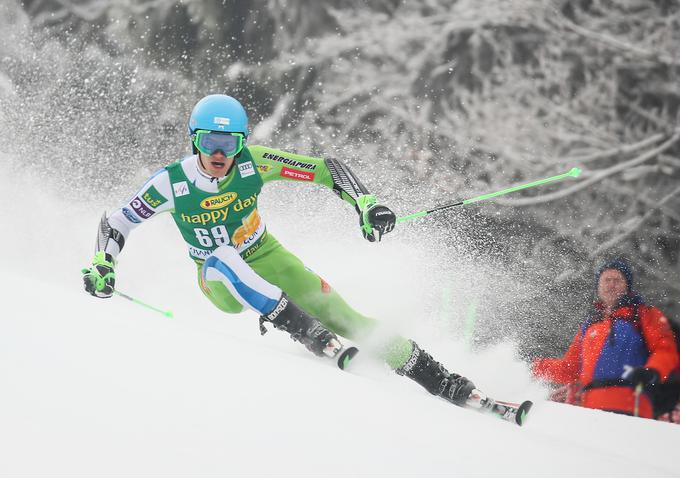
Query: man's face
[[199, 151, 235, 178], [598, 269, 628, 308]]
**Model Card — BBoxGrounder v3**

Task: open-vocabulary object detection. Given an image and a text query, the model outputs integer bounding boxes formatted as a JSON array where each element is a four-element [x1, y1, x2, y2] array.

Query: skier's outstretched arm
[[82, 169, 174, 298], [248, 145, 396, 241]]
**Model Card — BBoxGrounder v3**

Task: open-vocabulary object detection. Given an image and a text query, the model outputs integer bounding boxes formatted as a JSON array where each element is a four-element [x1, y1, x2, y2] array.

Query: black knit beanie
[[596, 258, 633, 291]]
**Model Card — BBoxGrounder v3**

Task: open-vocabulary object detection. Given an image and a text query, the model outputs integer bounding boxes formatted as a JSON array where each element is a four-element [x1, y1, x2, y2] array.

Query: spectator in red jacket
[[532, 258, 679, 419]]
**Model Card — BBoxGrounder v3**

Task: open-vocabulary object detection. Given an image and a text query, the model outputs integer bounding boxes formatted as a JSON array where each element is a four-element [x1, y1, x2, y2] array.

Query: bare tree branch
[[590, 185, 680, 256], [557, 133, 665, 165], [552, 15, 680, 66], [620, 100, 678, 133], [496, 132, 680, 206]]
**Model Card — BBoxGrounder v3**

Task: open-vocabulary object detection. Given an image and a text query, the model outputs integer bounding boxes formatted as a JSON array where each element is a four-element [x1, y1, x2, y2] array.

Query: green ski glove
[[356, 194, 397, 242], [82, 251, 116, 298]]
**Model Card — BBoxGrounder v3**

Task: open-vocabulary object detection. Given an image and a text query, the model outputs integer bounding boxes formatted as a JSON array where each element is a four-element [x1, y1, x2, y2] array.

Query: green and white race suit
[[98, 146, 412, 369]]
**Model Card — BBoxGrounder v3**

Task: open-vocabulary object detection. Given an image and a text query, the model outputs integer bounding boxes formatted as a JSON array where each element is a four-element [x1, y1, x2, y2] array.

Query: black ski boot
[[396, 341, 476, 406], [260, 293, 343, 358]]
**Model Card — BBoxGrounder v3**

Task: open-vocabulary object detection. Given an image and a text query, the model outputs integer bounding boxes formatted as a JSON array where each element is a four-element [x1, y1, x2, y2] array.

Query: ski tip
[[515, 400, 533, 426], [337, 346, 359, 370]]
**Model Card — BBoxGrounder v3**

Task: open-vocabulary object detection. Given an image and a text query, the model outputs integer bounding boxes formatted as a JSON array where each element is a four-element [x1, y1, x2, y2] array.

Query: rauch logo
[[201, 191, 237, 210]]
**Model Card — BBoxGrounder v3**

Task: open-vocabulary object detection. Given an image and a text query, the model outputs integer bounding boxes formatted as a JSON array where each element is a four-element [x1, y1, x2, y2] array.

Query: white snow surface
[[1, 170, 679, 478]]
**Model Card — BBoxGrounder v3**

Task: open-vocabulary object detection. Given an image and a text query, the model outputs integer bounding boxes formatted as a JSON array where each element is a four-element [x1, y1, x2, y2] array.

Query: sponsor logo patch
[[233, 193, 257, 212], [180, 208, 229, 226], [401, 346, 420, 374], [189, 245, 213, 260], [213, 116, 230, 125], [238, 161, 255, 178], [173, 181, 189, 197], [266, 296, 288, 321], [231, 209, 262, 248], [281, 166, 315, 182], [243, 238, 264, 258], [141, 185, 167, 208], [263, 152, 316, 170], [201, 191, 237, 210], [130, 196, 154, 219], [122, 207, 141, 224], [256, 164, 272, 173]]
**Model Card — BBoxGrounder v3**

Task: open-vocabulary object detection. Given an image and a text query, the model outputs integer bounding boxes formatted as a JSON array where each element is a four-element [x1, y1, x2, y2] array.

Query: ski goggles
[[192, 130, 245, 157]]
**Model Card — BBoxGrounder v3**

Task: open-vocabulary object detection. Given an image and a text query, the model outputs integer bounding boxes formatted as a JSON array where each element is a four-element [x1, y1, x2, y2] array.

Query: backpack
[[648, 314, 680, 417], [607, 302, 680, 417], [669, 317, 680, 361]]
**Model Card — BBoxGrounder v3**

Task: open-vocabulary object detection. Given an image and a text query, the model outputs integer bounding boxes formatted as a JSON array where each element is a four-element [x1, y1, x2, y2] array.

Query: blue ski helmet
[[188, 94, 249, 137]]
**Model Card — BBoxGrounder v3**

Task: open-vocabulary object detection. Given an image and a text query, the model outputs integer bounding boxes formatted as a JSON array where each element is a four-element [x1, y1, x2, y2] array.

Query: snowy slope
[[1, 172, 679, 478]]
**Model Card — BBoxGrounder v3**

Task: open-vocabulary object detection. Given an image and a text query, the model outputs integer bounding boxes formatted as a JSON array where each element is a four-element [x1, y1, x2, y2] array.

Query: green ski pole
[[114, 290, 174, 318], [397, 167, 582, 224]]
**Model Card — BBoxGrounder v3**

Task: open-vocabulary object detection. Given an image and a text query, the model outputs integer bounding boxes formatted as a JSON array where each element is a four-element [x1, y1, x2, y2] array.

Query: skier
[[82, 94, 478, 409]]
